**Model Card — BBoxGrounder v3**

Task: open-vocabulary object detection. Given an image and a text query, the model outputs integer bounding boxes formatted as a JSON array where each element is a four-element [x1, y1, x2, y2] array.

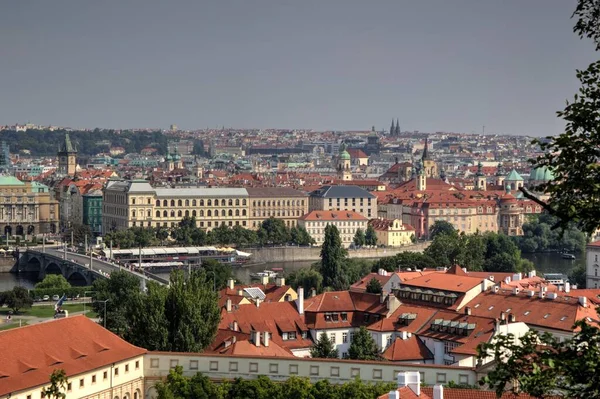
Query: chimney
[[465, 307, 471, 316], [547, 292, 558, 300], [539, 290, 546, 299], [254, 331, 261, 347], [232, 336, 237, 344], [233, 321, 238, 331], [311, 288, 316, 298], [400, 330, 408, 340], [579, 296, 588, 308], [297, 287, 304, 314], [226, 298, 232, 313], [263, 331, 270, 347], [397, 371, 420, 396], [237, 289, 243, 296], [256, 298, 261, 308], [564, 282, 571, 293], [541, 286, 547, 293], [433, 384, 444, 399], [388, 391, 399, 399], [508, 313, 516, 323], [227, 278, 235, 290], [462, 267, 467, 274], [512, 287, 520, 295], [504, 277, 511, 284], [378, 268, 387, 276], [276, 277, 286, 287], [261, 275, 269, 285], [528, 270, 537, 278], [528, 290, 535, 297], [493, 286, 500, 294], [500, 311, 506, 321], [481, 281, 487, 292]]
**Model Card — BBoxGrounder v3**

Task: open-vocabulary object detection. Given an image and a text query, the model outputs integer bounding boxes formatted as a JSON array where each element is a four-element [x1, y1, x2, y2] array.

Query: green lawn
[[0, 321, 29, 331], [85, 310, 98, 318], [0, 304, 87, 318]]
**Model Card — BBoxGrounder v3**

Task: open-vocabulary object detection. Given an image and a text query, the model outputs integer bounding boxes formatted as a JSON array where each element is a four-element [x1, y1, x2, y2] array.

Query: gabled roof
[[382, 336, 433, 361], [299, 210, 367, 221], [0, 316, 146, 396], [505, 169, 524, 181], [400, 273, 484, 294], [309, 185, 376, 199]]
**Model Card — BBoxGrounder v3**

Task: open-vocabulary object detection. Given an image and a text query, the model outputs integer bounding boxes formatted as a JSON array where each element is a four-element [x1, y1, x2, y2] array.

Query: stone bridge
[[17, 250, 103, 286]]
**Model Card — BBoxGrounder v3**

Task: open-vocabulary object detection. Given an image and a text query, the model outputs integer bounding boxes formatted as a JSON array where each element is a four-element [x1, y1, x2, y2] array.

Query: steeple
[[395, 118, 400, 136], [422, 137, 430, 161], [390, 119, 395, 136], [57, 133, 77, 176], [476, 161, 484, 176]]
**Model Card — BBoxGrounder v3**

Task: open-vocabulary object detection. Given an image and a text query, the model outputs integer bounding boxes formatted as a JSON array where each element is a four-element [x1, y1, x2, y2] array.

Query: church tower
[[421, 137, 438, 178], [57, 133, 77, 176], [416, 161, 427, 191], [337, 143, 352, 181], [390, 119, 395, 136], [475, 162, 487, 191]]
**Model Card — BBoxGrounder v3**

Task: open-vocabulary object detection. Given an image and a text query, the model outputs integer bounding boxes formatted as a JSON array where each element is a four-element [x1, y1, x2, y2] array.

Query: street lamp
[[94, 299, 110, 329]]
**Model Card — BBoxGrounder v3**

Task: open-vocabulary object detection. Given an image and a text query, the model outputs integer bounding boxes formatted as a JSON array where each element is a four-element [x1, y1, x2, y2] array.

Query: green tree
[[165, 270, 220, 352], [125, 281, 169, 351], [287, 268, 323, 296], [478, 320, 600, 398], [228, 375, 280, 399], [343, 259, 374, 285], [92, 270, 141, 336], [291, 226, 315, 246], [348, 326, 380, 360], [429, 220, 456, 240], [35, 274, 71, 290], [569, 264, 587, 288], [155, 366, 224, 399], [41, 369, 68, 399], [310, 332, 339, 359], [280, 376, 315, 399], [364, 224, 378, 246], [424, 232, 463, 267], [156, 227, 170, 246], [320, 224, 348, 290], [461, 233, 486, 271], [353, 228, 366, 247], [371, 252, 437, 273], [257, 217, 291, 246], [366, 278, 382, 294], [201, 258, 234, 291], [68, 223, 92, 247], [5, 286, 34, 313]]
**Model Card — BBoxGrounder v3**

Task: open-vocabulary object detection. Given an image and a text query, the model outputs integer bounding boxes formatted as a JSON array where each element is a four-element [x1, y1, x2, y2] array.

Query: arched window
[[221, 209, 226, 216], [178, 210, 182, 217], [132, 210, 136, 218], [207, 199, 212, 206], [267, 201, 271, 207], [200, 210, 204, 217], [235, 199, 240, 206], [163, 200, 167, 206], [192, 199, 196, 206], [243, 199, 247, 206], [277, 200, 281, 206], [170, 210, 175, 217], [171, 200, 175, 207], [235, 209, 239, 216], [207, 210, 212, 217], [156, 211, 160, 217], [199, 199, 204, 206], [262, 200, 266, 207], [156, 200, 160, 207], [163, 210, 167, 217], [228, 210, 233, 216], [147, 210, 151, 217], [185, 199, 189, 206], [178, 199, 182, 207], [192, 210, 196, 217], [228, 199, 233, 206], [287, 200, 290, 206], [221, 199, 226, 206], [185, 210, 189, 217], [242, 209, 247, 216]]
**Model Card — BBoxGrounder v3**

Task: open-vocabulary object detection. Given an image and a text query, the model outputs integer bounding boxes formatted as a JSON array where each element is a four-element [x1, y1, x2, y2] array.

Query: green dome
[[529, 166, 554, 182], [339, 150, 351, 160], [173, 153, 181, 161], [165, 154, 172, 161]]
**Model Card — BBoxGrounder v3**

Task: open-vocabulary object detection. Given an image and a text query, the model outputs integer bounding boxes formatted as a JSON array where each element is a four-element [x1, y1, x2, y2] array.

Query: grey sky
[[1, 1, 597, 135]]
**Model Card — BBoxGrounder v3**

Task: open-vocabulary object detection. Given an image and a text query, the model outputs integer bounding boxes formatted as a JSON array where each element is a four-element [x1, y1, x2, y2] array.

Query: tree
[[364, 224, 378, 246], [257, 217, 291, 246], [35, 274, 71, 290], [165, 270, 220, 352], [228, 375, 281, 399], [68, 223, 92, 247], [522, 1, 600, 235], [569, 264, 587, 288], [461, 233, 486, 271], [478, 320, 600, 398], [92, 270, 141, 336], [286, 267, 323, 296], [310, 332, 339, 359], [353, 228, 366, 247], [371, 252, 437, 273], [155, 366, 224, 399], [290, 226, 315, 246], [366, 278, 382, 294], [424, 232, 463, 267], [41, 369, 68, 399], [201, 258, 234, 291], [5, 286, 33, 313], [320, 224, 348, 290], [125, 281, 169, 351], [348, 326, 380, 361], [429, 220, 456, 240]]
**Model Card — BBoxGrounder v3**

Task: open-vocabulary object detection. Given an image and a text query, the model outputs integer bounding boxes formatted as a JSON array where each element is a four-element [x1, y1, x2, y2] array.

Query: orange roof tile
[[400, 273, 484, 294], [382, 336, 433, 361], [299, 210, 367, 221]]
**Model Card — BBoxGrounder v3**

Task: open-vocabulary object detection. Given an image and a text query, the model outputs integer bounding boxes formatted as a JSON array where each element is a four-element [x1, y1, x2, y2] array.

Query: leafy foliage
[[569, 264, 587, 288], [365, 224, 378, 246], [365, 278, 382, 294], [348, 326, 380, 361], [35, 274, 71, 290], [371, 251, 437, 273], [516, 214, 587, 254], [310, 332, 339, 359], [429, 220, 456, 240], [41, 369, 68, 399], [320, 224, 349, 290], [4, 286, 34, 313], [478, 320, 600, 398], [353, 228, 366, 247], [287, 267, 323, 296]]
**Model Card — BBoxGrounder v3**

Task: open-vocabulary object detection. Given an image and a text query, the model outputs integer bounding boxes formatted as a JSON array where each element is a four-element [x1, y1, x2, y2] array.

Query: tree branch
[[518, 187, 565, 230]]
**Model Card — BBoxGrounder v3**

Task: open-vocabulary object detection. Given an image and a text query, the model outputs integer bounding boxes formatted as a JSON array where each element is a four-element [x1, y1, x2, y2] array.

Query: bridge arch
[[45, 262, 63, 275], [66, 270, 88, 286], [25, 256, 42, 273]]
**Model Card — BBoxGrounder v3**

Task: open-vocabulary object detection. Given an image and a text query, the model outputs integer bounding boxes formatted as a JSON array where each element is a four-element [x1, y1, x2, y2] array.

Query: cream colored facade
[[368, 219, 414, 247], [0, 177, 59, 236], [298, 211, 367, 248], [246, 187, 308, 229], [102, 180, 250, 233], [2, 357, 145, 399], [309, 186, 377, 219]]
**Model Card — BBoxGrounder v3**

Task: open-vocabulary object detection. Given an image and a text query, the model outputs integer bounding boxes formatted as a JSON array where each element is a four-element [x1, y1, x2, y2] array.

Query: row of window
[[134, 209, 249, 219], [132, 220, 248, 228], [152, 198, 248, 207], [327, 198, 372, 205]]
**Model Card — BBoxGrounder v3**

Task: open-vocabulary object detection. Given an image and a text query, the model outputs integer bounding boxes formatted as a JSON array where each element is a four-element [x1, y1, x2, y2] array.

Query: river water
[[0, 252, 585, 289]]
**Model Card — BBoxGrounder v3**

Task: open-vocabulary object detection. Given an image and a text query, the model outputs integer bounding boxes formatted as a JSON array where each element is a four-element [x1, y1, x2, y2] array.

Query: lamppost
[[94, 299, 110, 329]]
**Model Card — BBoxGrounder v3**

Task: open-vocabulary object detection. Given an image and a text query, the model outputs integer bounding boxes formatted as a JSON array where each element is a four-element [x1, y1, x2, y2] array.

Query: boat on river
[[561, 253, 576, 260]]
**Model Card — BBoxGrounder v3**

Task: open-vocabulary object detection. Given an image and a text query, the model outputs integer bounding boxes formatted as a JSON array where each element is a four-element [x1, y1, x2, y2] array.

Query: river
[[0, 252, 586, 289]]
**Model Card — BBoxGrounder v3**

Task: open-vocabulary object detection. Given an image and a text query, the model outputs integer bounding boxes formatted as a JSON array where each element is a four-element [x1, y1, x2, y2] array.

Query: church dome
[[529, 166, 554, 182], [339, 150, 351, 161], [165, 153, 172, 161]]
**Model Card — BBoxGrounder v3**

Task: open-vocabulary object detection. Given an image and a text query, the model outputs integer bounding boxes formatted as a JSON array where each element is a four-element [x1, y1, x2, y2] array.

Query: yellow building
[[0, 176, 59, 236], [298, 210, 368, 248], [368, 218, 415, 247], [246, 187, 308, 229]]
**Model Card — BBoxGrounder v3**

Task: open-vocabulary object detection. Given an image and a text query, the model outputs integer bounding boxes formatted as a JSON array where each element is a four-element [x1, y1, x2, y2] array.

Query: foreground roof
[[0, 316, 146, 396]]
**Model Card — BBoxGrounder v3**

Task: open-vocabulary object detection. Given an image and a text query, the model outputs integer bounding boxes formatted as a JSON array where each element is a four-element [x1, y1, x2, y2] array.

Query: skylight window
[[560, 316, 568, 321], [488, 305, 494, 311], [474, 304, 480, 308], [544, 313, 550, 319], [524, 311, 531, 316]]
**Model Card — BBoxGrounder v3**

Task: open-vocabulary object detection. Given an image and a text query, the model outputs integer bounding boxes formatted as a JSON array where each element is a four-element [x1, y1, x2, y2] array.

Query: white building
[[298, 210, 367, 248], [586, 240, 600, 288]]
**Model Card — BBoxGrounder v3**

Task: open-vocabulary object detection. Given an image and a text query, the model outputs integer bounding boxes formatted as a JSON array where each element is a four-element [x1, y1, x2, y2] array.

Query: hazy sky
[[1, 1, 597, 135]]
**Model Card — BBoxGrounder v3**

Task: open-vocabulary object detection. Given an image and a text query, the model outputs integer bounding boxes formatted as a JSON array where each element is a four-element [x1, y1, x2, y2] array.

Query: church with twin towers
[[389, 118, 402, 136]]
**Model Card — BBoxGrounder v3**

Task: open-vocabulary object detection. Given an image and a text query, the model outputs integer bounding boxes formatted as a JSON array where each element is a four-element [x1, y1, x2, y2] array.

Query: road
[[30, 246, 168, 285]]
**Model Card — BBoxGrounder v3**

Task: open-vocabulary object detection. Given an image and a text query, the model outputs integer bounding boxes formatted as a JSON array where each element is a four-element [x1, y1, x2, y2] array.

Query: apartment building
[[246, 187, 308, 229], [298, 210, 367, 248], [0, 176, 58, 236], [368, 218, 415, 246], [586, 241, 600, 289], [309, 185, 377, 219]]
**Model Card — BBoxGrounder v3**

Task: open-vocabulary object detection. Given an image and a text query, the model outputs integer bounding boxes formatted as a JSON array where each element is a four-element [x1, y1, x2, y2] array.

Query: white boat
[[250, 270, 279, 279]]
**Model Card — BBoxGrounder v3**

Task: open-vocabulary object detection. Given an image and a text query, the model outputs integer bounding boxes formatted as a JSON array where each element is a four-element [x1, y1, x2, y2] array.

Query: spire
[[422, 137, 429, 160], [395, 118, 400, 136], [476, 161, 484, 176], [390, 119, 395, 136], [61, 133, 75, 153]]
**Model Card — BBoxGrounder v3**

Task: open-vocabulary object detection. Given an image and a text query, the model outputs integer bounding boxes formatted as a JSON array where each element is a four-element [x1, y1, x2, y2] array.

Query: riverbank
[[0, 257, 15, 273], [244, 242, 429, 264]]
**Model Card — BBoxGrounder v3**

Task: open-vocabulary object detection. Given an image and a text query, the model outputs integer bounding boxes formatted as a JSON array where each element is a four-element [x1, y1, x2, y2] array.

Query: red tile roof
[[382, 335, 434, 362], [0, 316, 146, 396], [400, 273, 484, 294], [350, 272, 393, 292], [588, 240, 600, 247], [299, 210, 367, 221]]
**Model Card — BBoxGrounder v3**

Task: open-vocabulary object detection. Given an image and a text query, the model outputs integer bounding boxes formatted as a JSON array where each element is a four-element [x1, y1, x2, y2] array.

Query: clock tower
[[57, 133, 77, 176]]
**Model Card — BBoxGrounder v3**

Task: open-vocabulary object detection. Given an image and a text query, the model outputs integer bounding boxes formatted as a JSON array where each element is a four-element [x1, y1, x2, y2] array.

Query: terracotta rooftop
[[0, 316, 146, 396], [382, 335, 433, 362], [299, 210, 367, 221]]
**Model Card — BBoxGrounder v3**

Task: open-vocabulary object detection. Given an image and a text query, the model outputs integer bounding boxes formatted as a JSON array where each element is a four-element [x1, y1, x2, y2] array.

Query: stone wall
[[0, 256, 16, 273], [246, 242, 429, 264]]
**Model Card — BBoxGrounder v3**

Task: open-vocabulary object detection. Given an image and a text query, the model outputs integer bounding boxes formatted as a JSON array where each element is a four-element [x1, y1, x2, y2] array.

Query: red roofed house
[[347, 148, 369, 166], [0, 316, 146, 399], [368, 218, 415, 246]]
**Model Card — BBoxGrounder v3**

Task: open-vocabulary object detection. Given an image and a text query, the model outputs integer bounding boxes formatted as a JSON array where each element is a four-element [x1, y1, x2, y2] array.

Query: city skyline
[[1, 0, 597, 136]]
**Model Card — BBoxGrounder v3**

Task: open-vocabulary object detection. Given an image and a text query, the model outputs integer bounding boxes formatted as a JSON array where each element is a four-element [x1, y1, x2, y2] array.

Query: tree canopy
[[366, 278, 382, 294], [429, 220, 456, 240], [35, 274, 71, 290], [320, 224, 349, 291], [348, 326, 380, 361], [310, 332, 339, 359]]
